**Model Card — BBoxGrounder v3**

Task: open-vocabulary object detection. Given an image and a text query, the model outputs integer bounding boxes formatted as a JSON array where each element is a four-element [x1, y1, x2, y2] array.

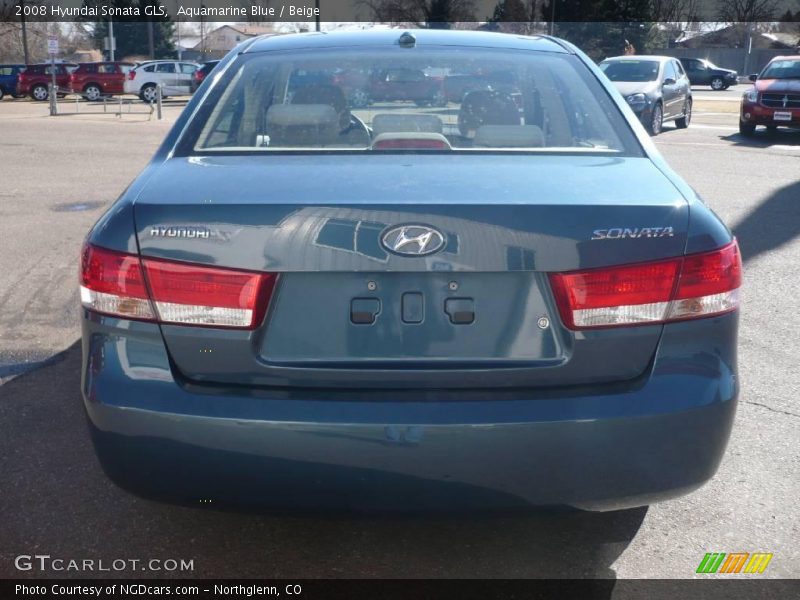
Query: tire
[[675, 98, 692, 129], [84, 84, 102, 101], [739, 120, 756, 136], [31, 84, 49, 101], [349, 88, 370, 108], [710, 77, 725, 91], [140, 83, 157, 103], [646, 102, 663, 136]]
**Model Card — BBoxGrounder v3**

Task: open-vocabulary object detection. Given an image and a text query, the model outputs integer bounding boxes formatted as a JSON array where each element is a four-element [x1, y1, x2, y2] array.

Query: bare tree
[[650, 0, 693, 22], [357, 0, 476, 27], [716, 0, 780, 22], [488, 0, 539, 34]]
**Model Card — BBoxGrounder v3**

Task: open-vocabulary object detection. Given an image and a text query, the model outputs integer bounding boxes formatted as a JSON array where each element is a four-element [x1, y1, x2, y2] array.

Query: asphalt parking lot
[[0, 96, 798, 580]]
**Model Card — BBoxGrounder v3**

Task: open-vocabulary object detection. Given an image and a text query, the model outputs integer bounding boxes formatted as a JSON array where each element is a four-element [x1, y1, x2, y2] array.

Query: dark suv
[[17, 63, 77, 101], [679, 58, 738, 90], [0, 64, 26, 100]]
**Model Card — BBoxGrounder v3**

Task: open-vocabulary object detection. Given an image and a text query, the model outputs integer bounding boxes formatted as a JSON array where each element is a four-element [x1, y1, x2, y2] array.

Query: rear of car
[[81, 31, 740, 511], [69, 62, 134, 100], [740, 56, 800, 136], [17, 63, 77, 100], [0, 64, 26, 100]]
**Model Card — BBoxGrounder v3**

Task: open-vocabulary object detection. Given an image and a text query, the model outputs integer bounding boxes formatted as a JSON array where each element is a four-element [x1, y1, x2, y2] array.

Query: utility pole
[[20, 0, 30, 64], [315, 0, 320, 31], [549, 0, 556, 36], [147, 19, 155, 59], [108, 18, 115, 61], [176, 19, 182, 60]]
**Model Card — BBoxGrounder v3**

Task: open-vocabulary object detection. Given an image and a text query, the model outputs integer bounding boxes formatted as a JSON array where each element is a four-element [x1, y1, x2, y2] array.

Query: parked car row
[[0, 59, 221, 102]]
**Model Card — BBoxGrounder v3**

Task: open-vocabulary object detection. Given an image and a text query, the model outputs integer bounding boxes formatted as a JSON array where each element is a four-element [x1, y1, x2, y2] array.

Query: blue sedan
[[80, 30, 741, 511]]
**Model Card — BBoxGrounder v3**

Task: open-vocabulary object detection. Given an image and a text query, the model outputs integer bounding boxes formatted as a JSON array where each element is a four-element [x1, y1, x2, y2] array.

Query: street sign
[[47, 35, 58, 55]]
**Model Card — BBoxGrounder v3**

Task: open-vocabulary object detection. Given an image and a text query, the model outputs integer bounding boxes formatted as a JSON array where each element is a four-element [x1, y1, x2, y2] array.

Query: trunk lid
[[134, 154, 688, 389]]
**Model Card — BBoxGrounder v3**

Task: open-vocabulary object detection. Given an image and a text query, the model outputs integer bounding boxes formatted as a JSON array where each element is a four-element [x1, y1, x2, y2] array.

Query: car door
[[660, 60, 680, 118], [97, 63, 115, 94], [155, 62, 177, 94], [177, 63, 197, 95], [672, 60, 691, 111]]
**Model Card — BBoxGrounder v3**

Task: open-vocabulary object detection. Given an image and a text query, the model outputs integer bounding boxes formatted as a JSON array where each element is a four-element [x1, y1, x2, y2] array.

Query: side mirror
[[663, 77, 676, 86], [748, 74, 758, 82]]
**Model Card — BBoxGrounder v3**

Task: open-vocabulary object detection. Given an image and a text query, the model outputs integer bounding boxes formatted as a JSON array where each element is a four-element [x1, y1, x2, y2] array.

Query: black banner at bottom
[[2, 579, 799, 600]]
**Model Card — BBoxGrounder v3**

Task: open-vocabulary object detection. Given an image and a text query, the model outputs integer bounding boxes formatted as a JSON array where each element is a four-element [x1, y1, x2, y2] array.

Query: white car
[[124, 60, 199, 102]]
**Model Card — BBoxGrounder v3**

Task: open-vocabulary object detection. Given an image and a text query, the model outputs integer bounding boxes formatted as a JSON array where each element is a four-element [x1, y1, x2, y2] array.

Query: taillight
[[128, 70, 136, 80], [549, 241, 741, 329], [80, 244, 276, 329], [80, 243, 154, 320]]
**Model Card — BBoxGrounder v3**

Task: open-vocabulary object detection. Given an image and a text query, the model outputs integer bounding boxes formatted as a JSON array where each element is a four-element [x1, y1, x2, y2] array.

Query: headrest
[[291, 84, 347, 114]]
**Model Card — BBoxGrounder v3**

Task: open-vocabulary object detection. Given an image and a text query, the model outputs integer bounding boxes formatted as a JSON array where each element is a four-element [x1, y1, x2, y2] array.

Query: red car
[[369, 68, 446, 107], [17, 63, 77, 101], [69, 62, 134, 101], [740, 55, 800, 136]]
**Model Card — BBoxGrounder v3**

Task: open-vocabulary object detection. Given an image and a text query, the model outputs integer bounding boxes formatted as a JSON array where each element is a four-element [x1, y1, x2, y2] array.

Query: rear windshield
[[760, 59, 800, 80], [599, 60, 660, 82], [188, 47, 640, 155]]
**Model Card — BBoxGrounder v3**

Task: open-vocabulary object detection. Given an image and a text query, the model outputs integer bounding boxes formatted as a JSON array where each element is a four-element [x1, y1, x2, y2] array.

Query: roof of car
[[246, 29, 570, 55], [768, 55, 800, 61], [602, 55, 675, 62]]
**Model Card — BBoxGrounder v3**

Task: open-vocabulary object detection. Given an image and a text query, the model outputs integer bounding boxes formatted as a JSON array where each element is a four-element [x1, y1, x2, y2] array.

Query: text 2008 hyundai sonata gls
[[80, 30, 741, 511]]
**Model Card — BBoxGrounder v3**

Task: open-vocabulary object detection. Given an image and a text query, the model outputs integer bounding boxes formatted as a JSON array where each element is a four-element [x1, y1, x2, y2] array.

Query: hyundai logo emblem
[[381, 224, 446, 256]]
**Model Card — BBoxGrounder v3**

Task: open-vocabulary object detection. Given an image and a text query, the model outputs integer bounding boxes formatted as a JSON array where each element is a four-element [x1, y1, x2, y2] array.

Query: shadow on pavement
[[0, 340, 646, 582], [732, 179, 800, 263], [722, 128, 800, 148]]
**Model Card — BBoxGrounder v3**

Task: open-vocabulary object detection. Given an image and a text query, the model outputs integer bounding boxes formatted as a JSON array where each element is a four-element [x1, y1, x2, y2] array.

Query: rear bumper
[[82, 311, 739, 512]]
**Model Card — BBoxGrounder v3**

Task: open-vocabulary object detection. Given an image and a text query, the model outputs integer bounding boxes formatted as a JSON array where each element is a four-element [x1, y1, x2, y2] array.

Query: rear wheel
[[739, 120, 756, 136], [31, 84, 48, 101], [84, 84, 102, 101], [646, 102, 663, 136], [140, 83, 157, 103], [675, 98, 692, 129], [710, 77, 725, 91], [349, 88, 370, 108]]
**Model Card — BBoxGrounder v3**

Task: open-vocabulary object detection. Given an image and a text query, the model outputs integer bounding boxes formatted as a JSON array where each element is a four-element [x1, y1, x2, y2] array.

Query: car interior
[[195, 52, 629, 153]]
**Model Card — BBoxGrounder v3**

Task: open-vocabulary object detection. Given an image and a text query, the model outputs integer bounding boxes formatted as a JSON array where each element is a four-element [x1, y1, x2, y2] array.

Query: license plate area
[[773, 111, 792, 121], [260, 272, 564, 366]]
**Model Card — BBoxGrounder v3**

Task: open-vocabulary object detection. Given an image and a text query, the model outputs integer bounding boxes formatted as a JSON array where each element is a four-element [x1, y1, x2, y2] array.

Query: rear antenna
[[398, 32, 416, 48]]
